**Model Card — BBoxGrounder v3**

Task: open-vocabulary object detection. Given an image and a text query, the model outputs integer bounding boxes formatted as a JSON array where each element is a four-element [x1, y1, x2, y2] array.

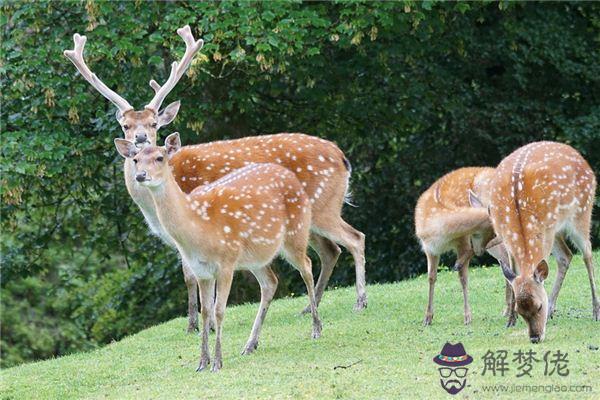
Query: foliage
[[2, 254, 600, 399], [1, 1, 599, 367]]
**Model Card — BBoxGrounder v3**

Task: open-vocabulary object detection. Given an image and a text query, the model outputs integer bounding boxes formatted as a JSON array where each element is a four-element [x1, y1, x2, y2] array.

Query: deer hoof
[[506, 316, 517, 328], [299, 305, 311, 315], [241, 341, 258, 355], [464, 313, 472, 325], [196, 358, 210, 372], [423, 314, 433, 326], [312, 320, 323, 339], [211, 359, 222, 372], [354, 294, 368, 311]]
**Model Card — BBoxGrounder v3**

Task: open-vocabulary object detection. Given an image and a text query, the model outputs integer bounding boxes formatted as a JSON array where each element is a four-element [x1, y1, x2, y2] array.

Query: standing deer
[[416, 167, 509, 326], [64, 27, 367, 332], [488, 141, 598, 343], [115, 134, 322, 372]]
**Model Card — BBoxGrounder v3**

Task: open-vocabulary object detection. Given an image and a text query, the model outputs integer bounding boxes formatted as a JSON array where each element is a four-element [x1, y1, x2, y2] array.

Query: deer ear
[[534, 260, 549, 284], [114, 138, 138, 158], [157, 101, 181, 128], [165, 132, 181, 156], [486, 237, 510, 267], [468, 189, 484, 208], [501, 259, 516, 283]]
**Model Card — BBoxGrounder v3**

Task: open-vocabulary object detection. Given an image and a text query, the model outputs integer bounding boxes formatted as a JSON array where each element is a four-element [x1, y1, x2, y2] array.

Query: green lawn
[[2, 254, 599, 399]]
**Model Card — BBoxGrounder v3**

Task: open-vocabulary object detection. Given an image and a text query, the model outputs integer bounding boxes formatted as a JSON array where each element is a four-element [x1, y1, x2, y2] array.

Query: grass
[[2, 253, 599, 400]]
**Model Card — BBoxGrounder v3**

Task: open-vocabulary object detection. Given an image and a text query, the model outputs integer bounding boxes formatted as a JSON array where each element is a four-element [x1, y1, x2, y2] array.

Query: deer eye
[[133, 159, 138, 164], [537, 304, 543, 312], [156, 156, 164, 162], [123, 125, 130, 130], [151, 122, 158, 128]]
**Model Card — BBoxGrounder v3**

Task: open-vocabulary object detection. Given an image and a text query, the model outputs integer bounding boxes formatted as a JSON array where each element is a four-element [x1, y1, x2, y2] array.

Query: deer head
[[114, 133, 180, 188], [64, 26, 203, 146], [501, 259, 549, 342]]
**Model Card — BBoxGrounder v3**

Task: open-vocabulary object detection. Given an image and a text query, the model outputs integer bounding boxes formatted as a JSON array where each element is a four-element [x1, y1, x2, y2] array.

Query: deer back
[[181, 163, 311, 260], [415, 167, 495, 241], [489, 141, 596, 271], [170, 133, 349, 210]]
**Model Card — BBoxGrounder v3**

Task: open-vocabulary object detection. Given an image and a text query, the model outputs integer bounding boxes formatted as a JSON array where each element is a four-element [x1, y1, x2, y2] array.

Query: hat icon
[[433, 342, 473, 367]]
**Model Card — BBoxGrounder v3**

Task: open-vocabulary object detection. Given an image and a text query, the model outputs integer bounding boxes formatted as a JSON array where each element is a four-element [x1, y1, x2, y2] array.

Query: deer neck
[[123, 159, 174, 245], [146, 171, 203, 250]]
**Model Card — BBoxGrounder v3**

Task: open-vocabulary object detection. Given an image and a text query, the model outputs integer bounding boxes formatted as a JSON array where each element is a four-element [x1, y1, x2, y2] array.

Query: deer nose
[[135, 171, 147, 182], [530, 335, 541, 344], [135, 132, 147, 144]]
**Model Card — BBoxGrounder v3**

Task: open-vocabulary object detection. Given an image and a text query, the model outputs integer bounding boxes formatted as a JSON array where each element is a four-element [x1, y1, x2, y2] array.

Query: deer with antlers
[[64, 26, 366, 333], [416, 167, 511, 326], [115, 133, 322, 371], [487, 141, 598, 343]]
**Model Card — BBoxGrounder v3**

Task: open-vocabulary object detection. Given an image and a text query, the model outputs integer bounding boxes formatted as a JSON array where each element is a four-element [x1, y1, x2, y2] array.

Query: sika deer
[[115, 133, 322, 372], [416, 167, 509, 325], [163, 132, 365, 313], [489, 141, 598, 342], [64, 28, 367, 331], [64, 26, 208, 332]]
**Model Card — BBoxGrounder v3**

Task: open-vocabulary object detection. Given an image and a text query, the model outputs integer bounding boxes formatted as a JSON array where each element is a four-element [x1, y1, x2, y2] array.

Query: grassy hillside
[[2, 254, 599, 399]]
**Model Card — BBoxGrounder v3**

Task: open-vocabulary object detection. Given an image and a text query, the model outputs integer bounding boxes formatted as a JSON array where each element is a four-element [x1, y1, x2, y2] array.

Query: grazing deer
[[488, 141, 598, 343], [115, 133, 322, 372], [64, 27, 367, 331], [416, 167, 510, 326]]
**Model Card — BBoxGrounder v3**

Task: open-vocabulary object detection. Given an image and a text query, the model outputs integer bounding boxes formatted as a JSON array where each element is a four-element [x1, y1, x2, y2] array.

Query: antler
[[63, 33, 133, 112], [145, 25, 203, 112]]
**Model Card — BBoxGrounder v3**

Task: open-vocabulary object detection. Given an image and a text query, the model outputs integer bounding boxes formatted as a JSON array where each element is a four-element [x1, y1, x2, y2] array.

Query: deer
[[416, 167, 511, 326], [114, 133, 322, 372], [486, 141, 598, 343], [63, 26, 367, 333]]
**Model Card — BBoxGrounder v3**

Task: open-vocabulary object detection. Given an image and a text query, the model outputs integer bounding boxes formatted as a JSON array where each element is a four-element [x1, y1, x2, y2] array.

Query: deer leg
[[548, 235, 572, 318], [506, 289, 517, 327], [505, 256, 518, 328], [503, 281, 512, 317], [301, 234, 341, 314], [196, 279, 213, 372], [206, 279, 217, 332], [212, 266, 234, 372], [569, 214, 599, 320], [299, 255, 322, 339], [315, 217, 367, 311], [577, 239, 599, 320], [453, 242, 474, 272], [483, 237, 513, 316], [423, 252, 439, 326], [284, 242, 322, 339], [182, 261, 199, 333], [456, 239, 474, 325], [583, 246, 600, 321], [242, 266, 278, 355]]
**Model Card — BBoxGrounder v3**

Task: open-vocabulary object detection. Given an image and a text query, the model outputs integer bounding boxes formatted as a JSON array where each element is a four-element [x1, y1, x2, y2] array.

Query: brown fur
[[130, 144, 322, 371], [416, 167, 501, 326], [490, 141, 599, 342], [65, 26, 208, 332], [169, 133, 367, 310], [119, 109, 158, 142]]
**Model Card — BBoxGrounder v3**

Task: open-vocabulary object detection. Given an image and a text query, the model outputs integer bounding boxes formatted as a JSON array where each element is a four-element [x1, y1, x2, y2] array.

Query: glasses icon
[[439, 367, 468, 378]]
